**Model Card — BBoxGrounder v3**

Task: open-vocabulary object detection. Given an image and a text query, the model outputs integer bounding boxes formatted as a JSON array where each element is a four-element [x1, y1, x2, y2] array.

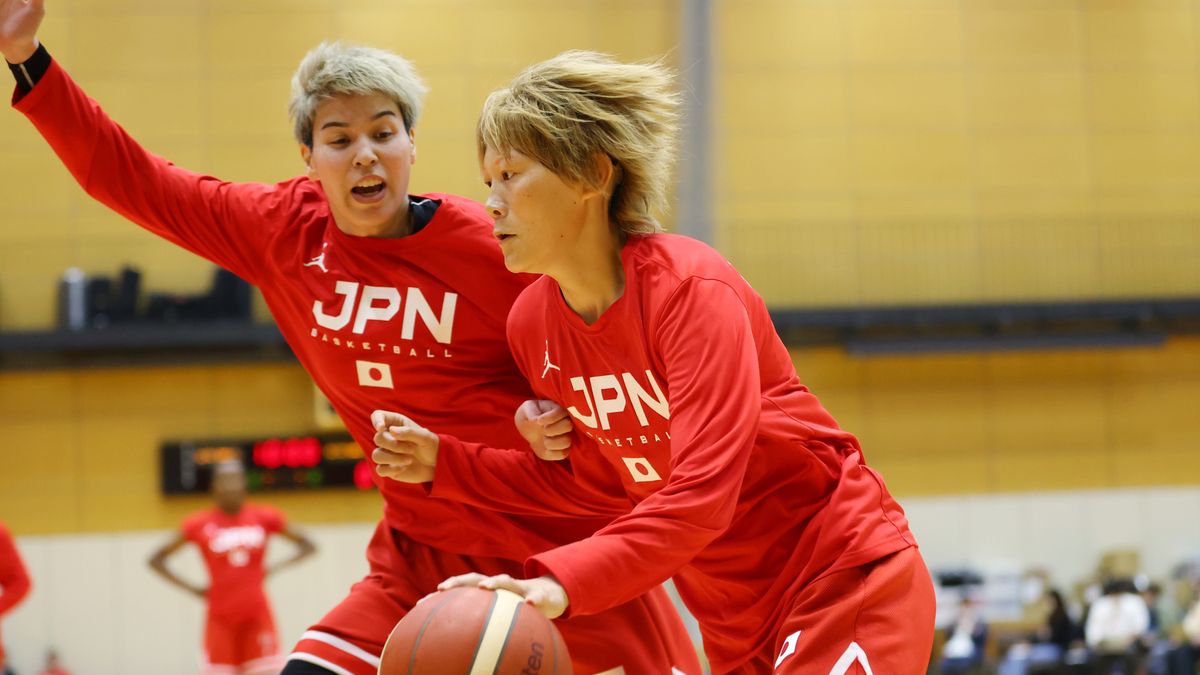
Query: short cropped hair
[[477, 51, 681, 235], [289, 42, 428, 147]]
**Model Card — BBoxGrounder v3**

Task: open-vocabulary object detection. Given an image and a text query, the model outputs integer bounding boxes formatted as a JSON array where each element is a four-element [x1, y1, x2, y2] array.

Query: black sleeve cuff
[[8, 42, 51, 96]]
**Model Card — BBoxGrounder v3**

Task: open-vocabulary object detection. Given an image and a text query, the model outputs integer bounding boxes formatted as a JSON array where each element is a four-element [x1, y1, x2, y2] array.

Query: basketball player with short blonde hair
[[372, 51, 938, 674]]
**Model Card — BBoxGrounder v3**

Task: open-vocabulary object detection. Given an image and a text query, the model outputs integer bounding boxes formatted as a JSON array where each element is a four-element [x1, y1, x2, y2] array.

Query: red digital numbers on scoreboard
[[162, 434, 367, 495], [253, 437, 322, 469], [253, 438, 283, 469], [353, 460, 375, 490], [285, 437, 322, 468]]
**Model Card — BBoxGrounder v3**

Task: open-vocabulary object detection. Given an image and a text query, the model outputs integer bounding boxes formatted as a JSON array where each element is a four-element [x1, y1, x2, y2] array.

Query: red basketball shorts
[[287, 521, 701, 675], [732, 546, 936, 675], [203, 608, 281, 675]]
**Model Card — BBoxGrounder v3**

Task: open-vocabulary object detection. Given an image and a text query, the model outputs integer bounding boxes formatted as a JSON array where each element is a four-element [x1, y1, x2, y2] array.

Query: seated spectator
[[1144, 583, 1165, 639], [1165, 590, 1199, 675], [942, 595, 989, 675], [998, 588, 1081, 675], [1045, 589, 1082, 653], [1140, 582, 1173, 675], [1086, 579, 1150, 675]]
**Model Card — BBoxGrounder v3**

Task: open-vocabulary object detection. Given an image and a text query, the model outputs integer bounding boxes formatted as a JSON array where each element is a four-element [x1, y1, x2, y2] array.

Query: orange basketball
[[379, 587, 572, 675]]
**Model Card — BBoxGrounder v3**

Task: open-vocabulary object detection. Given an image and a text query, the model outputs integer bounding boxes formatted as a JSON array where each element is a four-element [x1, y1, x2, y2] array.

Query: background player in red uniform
[[149, 461, 318, 675], [1, 2, 700, 673], [0, 521, 31, 675], [370, 51, 938, 674]]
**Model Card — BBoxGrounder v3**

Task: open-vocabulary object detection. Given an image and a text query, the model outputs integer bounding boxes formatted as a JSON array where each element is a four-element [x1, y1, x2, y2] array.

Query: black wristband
[[8, 42, 51, 96]]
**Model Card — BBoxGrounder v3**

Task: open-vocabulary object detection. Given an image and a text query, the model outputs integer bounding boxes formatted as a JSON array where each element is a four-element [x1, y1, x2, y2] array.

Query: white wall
[[3, 523, 376, 675], [905, 486, 1200, 590], [4, 486, 1200, 674]]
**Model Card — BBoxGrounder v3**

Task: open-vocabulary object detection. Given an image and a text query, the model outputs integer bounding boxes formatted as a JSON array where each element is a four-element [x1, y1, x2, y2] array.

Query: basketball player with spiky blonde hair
[[372, 51, 938, 674]]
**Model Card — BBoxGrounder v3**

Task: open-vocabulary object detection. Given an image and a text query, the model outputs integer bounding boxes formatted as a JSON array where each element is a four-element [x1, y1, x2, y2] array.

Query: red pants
[[287, 521, 701, 675], [203, 609, 281, 675], [732, 547, 935, 675]]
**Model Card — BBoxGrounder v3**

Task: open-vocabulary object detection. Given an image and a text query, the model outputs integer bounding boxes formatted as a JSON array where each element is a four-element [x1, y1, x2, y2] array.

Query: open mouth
[[351, 178, 386, 197]]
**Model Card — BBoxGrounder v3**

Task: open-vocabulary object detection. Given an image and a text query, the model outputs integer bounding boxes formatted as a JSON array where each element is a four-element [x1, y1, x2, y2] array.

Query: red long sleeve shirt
[[13, 59, 614, 560], [182, 504, 284, 622], [0, 523, 32, 665], [433, 234, 917, 671]]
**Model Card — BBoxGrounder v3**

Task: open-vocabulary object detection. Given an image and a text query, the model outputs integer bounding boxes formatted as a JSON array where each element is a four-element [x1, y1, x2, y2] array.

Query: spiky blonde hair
[[478, 51, 681, 234]]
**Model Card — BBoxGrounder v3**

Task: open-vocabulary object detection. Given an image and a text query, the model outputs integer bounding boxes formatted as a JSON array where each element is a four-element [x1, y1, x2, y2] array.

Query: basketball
[[378, 587, 572, 675]]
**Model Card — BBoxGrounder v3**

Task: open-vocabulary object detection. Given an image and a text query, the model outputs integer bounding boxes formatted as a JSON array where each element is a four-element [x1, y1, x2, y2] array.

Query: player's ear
[[300, 144, 318, 180], [582, 152, 618, 200], [408, 127, 417, 165]]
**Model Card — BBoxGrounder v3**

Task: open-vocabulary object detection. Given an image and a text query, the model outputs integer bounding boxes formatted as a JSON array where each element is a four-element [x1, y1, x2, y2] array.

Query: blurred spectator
[[34, 650, 71, 675], [1165, 590, 1200, 675], [0, 522, 32, 675], [998, 588, 1082, 675], [1185, 593, 1200, 645], [1045, 589, 1081, 653], [1140, 582, 1171, 675], [1086, 579, 1149, 675], [1144, 583, 1164, 639], [941, 595, 989, 675]]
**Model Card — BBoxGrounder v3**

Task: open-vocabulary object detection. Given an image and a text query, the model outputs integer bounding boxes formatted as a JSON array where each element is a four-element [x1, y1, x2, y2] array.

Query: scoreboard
[[160, 434, 377, 495]]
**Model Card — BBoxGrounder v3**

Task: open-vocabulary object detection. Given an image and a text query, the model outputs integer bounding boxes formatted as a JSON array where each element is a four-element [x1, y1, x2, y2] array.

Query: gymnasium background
[[1, 0, 1199, 673]]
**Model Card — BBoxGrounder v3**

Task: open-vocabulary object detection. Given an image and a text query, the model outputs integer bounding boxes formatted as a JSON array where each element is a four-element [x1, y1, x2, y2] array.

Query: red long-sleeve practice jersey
[[182, 504, 285, 622], [0, 522, 32, 665], [14, 59, 616, 561], [433, 234, 917, 671]]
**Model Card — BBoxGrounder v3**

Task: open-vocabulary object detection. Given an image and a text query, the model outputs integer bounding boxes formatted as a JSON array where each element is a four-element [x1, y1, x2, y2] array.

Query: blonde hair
[[289, 42, 428, 146], [478, 51, 681, 235]]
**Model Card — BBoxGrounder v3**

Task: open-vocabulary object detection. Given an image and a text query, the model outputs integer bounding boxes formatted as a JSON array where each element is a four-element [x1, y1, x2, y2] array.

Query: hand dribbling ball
[[379, 587, 572, 675]]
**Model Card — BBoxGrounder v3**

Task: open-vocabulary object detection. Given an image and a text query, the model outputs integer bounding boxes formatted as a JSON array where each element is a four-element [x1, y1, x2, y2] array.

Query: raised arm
[[147, 533, 206, 600], [0, 0, 43, 66], [3, 0, 286, 282]]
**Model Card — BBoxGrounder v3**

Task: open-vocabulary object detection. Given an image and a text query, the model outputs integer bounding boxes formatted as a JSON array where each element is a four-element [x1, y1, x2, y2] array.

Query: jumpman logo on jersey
[[541, 341, 560, 378], [304, 243, 330, 273]]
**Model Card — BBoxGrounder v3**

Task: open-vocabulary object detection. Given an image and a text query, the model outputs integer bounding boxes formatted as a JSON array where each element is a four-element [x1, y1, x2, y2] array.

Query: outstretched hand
[[515, 399, 575, 461], [0, 0, 44, 64], [370, 409, 439, 484], [437, 572, 570, 619]]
